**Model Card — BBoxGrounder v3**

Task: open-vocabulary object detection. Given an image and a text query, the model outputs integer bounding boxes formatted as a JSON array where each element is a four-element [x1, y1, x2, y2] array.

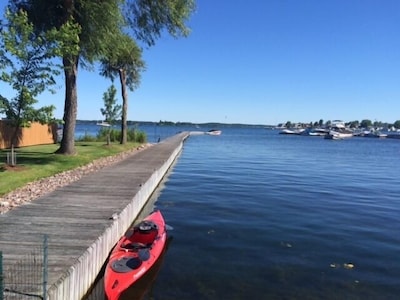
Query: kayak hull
[[104, 210, 167, 300]]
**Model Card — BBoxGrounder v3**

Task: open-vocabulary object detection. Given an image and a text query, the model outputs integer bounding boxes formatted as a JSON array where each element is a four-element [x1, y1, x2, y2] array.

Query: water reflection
[[119, 238, 171, 300]]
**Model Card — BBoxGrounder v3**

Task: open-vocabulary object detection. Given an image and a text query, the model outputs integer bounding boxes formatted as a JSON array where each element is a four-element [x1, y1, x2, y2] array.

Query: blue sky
[[1, 0, 400, 125]]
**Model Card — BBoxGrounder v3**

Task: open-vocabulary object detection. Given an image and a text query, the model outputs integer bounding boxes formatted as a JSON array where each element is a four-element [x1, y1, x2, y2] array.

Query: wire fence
[[0, 235, 48, 300]]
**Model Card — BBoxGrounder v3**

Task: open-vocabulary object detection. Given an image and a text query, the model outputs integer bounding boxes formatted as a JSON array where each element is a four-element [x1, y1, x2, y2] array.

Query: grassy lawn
[[0, 142, 142, 197]]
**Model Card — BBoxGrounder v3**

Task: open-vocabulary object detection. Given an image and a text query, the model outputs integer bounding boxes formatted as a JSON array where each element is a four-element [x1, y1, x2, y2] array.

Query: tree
[[101, 0, 196, 144], [125, 0, 196, 47], [348, 120, 359, 128], [373, 120, 382, 128], [11, 0, 125, 155], [360, 119, 372, 129], [116, 0, 195, 144], [100, 84, 121, 145], [100, 34, 145, 144], [101, 85, 121, 125], [11, 0, 195, 154], [0, 9, 58, 146], [393, 120, 400, 129]]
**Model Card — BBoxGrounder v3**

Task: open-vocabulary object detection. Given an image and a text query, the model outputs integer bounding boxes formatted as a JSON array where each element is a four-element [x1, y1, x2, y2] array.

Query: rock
[[0, 201, 10, 208], [0, 144, 152, 214]]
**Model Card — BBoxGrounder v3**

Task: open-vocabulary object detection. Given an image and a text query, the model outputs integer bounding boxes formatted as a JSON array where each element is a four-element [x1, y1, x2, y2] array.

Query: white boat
[[206, 129, 222, 135], [279, 128, 305, 135], [324, 132, 351, 140], [324, 121, 354, 140], [324, 129, 354, 140], [362, 130, 387, 138], [325, 130, 354, 140], [301, 128, 328, 136], [96, 121, 111, 127]]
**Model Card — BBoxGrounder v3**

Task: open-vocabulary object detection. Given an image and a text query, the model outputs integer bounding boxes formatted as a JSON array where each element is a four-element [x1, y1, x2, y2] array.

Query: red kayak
[[104, 210, 167, 300]]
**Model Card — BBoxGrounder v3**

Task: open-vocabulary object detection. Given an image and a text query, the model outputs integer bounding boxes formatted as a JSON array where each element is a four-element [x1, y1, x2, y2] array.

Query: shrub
[[97, 128, 120, 142], [128, 128, 146, 143], [77, 132, 97, 142], [76, 128, 146, 143]]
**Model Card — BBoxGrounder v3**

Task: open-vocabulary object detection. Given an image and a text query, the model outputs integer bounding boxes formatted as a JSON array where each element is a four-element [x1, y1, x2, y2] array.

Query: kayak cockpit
[[119, 220, 159, 251]]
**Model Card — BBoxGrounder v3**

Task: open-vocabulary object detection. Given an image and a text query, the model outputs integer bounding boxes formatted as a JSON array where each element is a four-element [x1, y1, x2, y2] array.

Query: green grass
[[0, 142, 142, 197]]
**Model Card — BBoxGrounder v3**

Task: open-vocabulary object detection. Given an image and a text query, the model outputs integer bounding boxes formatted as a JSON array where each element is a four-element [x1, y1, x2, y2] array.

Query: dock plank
[[0, 132, 188, 300]]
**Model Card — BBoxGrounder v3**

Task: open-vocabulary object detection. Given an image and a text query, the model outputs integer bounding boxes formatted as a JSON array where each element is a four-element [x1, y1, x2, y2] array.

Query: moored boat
[[387, 133, 400, 139], [362, 130, 388, 138], [96, 121, 111, 127], [300, 128, 328, 136], [324, 121, 354, 140], [104, 210, 167, 300], [206, 129, 222, 135], [279, 128, 305, 135], [324, 130, 354, 140]]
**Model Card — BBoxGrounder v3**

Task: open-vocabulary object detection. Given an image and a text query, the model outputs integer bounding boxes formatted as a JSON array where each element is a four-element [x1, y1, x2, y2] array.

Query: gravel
[[0, 144, 152, 214]]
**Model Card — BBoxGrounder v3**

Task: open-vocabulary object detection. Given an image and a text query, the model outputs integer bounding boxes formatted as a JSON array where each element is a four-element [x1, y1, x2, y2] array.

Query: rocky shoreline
[[0, 143, 152, 214]]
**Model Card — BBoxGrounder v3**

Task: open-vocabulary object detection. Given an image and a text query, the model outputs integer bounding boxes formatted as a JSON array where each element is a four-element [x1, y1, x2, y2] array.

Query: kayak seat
[[121, 242, 148, 251], [130, 221, 159, 245], [130, 230, 158, 246], [111, 256, 142, 273], [120, 221, 159, 251]]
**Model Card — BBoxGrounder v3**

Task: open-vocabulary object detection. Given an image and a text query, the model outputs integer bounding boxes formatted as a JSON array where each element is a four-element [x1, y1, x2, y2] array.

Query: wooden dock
[[0, 132, 189, 300]]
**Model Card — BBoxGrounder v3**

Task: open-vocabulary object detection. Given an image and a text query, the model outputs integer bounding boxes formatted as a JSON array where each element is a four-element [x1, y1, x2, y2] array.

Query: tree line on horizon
[[0, 0, 196, 153]]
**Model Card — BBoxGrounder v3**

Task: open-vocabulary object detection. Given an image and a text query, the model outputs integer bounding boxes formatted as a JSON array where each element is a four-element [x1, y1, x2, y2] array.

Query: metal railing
[[0, 235, 48, 300]]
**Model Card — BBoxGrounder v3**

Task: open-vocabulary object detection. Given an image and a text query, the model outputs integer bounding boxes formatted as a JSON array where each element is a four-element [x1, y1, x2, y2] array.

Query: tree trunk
[[10, 125, 20, 148], [119, 69, 128, 144], [55, 56, 78, 155]]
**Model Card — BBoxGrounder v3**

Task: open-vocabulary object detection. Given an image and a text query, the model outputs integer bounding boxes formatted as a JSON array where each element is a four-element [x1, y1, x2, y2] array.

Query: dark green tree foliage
[[10, 0, 124, 155], [10, 0, 195, 154], [373, 120, 383, 128], [126, 0, 196, 46], [0, 9, 57, 145], [360, 119, 372, 128], [348, 120, 360, 128]]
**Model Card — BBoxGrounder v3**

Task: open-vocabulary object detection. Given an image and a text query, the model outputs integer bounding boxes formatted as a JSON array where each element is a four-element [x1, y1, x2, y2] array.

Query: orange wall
[[0, 121, 58, 149]]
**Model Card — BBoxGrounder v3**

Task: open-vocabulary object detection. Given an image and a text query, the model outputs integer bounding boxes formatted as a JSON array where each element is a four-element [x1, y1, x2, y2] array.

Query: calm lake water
[[84, 125, 400, 300]]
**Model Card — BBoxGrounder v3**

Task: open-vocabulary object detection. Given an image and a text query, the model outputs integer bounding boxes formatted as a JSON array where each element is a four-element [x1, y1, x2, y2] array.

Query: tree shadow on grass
[[0, 150, 60, 168], [0, 163, 27, 172]]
